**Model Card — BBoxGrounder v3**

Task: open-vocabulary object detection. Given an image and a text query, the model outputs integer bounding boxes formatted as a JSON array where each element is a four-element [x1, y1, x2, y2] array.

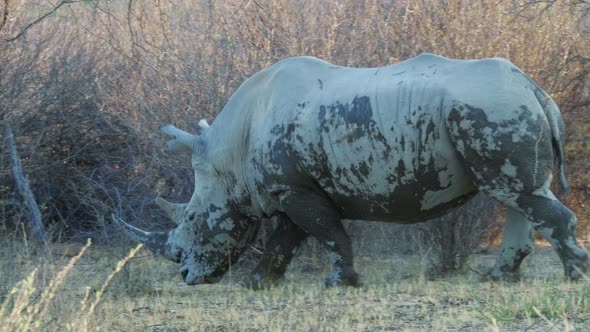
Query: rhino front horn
[[112, 214, 170, 256], [160, 123, 196, 154]]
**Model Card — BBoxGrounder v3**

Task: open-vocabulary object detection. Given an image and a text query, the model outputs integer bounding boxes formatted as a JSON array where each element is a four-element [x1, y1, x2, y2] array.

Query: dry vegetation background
[[0, 0, 590, 330], [0, 0, 589, 240]]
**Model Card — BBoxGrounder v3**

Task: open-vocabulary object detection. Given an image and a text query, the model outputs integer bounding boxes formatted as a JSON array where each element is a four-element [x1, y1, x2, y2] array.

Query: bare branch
[[4, 122, 47, 242], [0, 0, 8, 32], [5, 0, 80, 42], [127, 0, 138, 58], [573, 99, 590, 108]]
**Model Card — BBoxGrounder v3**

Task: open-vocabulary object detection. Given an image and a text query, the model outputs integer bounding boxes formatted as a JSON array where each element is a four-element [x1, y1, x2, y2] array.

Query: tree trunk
[[5, 122, 47, 242]]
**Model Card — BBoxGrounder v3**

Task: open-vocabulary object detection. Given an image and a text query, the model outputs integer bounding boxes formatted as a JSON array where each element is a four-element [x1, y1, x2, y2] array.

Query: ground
[[2, 238, 589, 331]]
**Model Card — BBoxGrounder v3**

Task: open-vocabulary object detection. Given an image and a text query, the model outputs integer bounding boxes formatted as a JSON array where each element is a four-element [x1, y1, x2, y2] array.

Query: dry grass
[[1, 241, 589, 331], [0, 240, 142, 332]]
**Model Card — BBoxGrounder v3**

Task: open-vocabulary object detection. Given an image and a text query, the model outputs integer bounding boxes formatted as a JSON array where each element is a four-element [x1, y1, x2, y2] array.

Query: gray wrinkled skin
[[128, 54, 588, 286]]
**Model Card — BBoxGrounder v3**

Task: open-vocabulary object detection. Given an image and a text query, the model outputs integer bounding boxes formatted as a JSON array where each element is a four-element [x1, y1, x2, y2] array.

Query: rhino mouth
[[179, 265, 224, 285]]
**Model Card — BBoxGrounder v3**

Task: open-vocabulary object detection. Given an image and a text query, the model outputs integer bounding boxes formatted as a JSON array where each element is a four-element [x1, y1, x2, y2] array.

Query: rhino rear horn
[[160, 123, 196, 154], [156, 197, 187, 225], [198, 119, 210, 130]]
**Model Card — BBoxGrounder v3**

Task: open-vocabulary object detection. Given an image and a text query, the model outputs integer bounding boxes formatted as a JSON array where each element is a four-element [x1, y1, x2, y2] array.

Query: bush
[[414, 194, 499, 278], [0, 0, 588, 247]]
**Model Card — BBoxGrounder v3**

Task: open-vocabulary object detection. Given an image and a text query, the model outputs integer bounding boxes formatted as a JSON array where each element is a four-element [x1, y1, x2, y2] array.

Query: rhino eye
[[174, 248, 183, 263]]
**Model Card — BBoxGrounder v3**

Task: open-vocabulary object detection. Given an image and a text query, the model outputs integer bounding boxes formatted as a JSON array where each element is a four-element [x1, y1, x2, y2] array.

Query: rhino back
[[244, 55, 481, 221], [207, 55, 547, 222]]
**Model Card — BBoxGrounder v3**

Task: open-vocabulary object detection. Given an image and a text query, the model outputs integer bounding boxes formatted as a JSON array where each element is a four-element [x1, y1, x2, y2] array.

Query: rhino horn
[[112, 214, 171, 257], [160, 123, 196, 154], [198, 119, 210, 129], [156, 197, 187, 225]]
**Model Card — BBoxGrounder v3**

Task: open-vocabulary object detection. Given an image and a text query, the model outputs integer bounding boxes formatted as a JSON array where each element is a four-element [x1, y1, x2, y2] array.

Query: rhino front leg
[[280, 190, 360, 287], [246, 213, 308, 289]]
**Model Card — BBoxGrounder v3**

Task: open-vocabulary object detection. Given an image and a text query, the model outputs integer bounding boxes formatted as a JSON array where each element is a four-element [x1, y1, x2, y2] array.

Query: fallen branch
[[5, 123, 47, 242]]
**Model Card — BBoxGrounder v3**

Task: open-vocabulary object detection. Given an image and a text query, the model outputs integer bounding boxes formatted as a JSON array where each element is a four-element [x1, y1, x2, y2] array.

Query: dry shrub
[[0, 1, 588, 256], [338, 193, 498, 277], [414, 194, 499, 277]]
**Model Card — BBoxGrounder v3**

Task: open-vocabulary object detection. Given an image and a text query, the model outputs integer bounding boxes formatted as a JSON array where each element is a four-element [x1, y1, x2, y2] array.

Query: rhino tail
[[534, 89, 569, 195]]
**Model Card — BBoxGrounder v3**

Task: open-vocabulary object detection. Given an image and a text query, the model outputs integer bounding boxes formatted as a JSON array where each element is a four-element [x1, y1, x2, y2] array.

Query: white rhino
[[116, 54, 589, 287]]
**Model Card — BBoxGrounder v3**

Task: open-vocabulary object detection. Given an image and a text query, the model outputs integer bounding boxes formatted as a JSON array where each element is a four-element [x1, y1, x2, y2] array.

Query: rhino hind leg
[[511, 193, 589, 280], [246, 214, 309, 290], [280, 190, 360, 287], [473, 174, 588, 280], [446, 104, 589, 279], [487, 192, 588, 280], [487, 207, 534, 281]]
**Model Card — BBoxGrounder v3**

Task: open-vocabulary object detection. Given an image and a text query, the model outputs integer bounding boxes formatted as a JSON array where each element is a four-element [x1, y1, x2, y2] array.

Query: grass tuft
[[0, 240, 142, 332]]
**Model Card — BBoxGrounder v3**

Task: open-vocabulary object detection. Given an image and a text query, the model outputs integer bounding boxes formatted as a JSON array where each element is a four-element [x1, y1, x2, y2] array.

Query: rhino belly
[[307, 115, 477, 222], [258, 94, 477, 222], [329, 180, 477, 223]]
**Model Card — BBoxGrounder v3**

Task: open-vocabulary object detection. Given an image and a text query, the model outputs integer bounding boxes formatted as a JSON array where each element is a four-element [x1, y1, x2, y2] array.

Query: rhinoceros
[[116, 54, 589, 287]]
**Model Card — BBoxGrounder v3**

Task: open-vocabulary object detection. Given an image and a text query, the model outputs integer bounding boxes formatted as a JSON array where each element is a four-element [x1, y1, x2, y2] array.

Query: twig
[[466, 264, 485, 277], [532, 306, 560, 331], [0, 0, 8, 32], [4, 122, 47, 242], [5, 0, 80, 42], [524, 319, 541, 331]]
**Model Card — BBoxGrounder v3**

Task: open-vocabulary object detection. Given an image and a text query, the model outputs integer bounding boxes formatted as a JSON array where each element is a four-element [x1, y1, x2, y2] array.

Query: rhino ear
[[156, 197, 188, 225], [160, 123, 196, 154]]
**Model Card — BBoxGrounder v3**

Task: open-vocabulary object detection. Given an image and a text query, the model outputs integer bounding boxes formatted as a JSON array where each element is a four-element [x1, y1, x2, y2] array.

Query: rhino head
[[115, 121, 259, 285]]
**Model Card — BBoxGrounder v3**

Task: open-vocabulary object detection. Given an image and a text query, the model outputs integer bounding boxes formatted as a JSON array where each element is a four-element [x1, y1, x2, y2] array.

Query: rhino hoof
[[242, 273, 277, 290], [565, 256, 590, 281], [323, 271, 360, 288], [482, 269, 521, 282]]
